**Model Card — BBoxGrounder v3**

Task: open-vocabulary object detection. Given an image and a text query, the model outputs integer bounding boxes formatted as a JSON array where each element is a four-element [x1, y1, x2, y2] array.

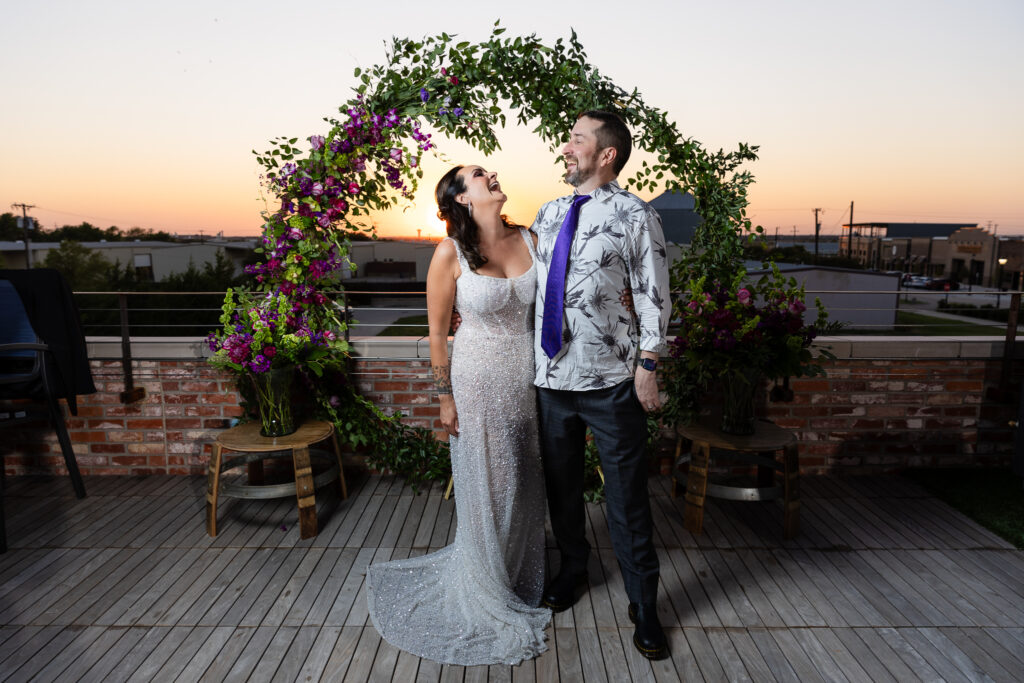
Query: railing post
[[342, 290, 350, 344], [119, 293, 146, 403], [999, 292, 1020, 397]]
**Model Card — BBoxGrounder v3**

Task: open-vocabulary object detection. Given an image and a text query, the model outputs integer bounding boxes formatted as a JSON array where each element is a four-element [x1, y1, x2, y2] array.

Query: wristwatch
[[639, 357, 658, 372]]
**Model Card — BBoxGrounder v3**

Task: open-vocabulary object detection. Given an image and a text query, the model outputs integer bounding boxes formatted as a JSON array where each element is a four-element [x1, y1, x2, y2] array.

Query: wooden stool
[[671, 421, 800, 539], [206, 420, 347, 539]]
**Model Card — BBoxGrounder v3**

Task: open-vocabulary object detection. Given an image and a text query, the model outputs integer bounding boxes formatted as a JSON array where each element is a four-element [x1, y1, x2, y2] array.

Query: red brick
[[112, 456, 149, 466], [181, 381, 219, 392], [166, 418, 202, 429], [127, 443, 168, 455], [126, 419, 164, 430], [373, 381, 411, 392], [199, 393, 237, 405], [71, 431, 107, 443], [90, 444, 125, 454], [392, 393, 431, 405]]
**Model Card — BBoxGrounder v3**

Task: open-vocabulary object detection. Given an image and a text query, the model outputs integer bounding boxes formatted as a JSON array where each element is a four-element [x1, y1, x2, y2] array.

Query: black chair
[[1, 275, 91, 552]]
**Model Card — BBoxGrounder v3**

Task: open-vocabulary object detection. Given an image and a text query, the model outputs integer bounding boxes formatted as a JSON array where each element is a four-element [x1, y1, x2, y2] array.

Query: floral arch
[[210, 25, 761, 487]]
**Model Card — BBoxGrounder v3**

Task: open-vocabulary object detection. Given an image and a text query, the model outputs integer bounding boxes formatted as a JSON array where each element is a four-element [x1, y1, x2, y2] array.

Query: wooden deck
[[1, 471, 1022, 682]]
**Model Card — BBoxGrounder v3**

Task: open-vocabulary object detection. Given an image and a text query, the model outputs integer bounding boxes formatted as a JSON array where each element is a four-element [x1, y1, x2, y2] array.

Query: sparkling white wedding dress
[[366, 228, 550, 665]]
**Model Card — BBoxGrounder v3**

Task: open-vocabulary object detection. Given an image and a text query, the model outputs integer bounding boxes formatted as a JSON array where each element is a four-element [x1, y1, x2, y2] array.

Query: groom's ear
[[599, 147, 617, 170]]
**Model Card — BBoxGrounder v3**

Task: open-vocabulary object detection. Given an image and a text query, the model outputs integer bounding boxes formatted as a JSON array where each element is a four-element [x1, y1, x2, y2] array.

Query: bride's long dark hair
[[435, 165, 519, 271]]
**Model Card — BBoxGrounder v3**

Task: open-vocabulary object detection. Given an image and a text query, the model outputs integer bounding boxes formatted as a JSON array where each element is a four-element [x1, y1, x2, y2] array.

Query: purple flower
[[311, 181, 324, 196], [438, 108, 447, 116], [389, 147, 402, 162], [281, 162, 297, 177], [452, 107, 463, 117], [317, 214, 331, 228], [788, 300, 807, 315], [329, 395, 341, 408], [309, 135, 325, 151], [419, 88, 429, 102]]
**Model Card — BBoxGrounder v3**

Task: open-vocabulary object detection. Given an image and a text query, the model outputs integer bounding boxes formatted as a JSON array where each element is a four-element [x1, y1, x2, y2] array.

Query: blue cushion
[[0, 280, 37, 357]]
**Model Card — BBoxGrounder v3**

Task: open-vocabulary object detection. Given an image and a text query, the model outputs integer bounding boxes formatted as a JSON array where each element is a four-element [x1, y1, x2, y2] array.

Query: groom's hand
[[635, 353, 661, 413]]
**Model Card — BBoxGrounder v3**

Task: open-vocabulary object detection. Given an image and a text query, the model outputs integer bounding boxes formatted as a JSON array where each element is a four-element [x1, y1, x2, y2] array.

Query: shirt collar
[[569, 179, 621, 204]]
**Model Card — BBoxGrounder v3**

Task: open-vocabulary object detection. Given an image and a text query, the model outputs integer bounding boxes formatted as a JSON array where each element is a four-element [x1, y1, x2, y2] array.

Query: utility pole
[[774, 226, 779, 246], [11, 203, 36, 268], [813, 208, 822, 262], [847, 200, 854, 259]]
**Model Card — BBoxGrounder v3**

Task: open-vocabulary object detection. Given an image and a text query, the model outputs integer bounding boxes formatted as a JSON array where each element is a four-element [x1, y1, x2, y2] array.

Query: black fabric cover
[[0, 269, 96, 414]]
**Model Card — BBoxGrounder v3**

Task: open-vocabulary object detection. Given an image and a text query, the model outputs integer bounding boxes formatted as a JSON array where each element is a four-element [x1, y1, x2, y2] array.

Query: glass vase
[[249, 366, 297, 437], [719, 369, 760, 436]]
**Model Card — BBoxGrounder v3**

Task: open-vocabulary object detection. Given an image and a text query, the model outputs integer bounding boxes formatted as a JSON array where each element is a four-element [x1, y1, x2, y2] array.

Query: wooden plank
[[747, 626, 801, 681], [665, 548, 719, 628], [3, 624, 80, 683], [918, 549, 1024, 627], [939, 626, 1022, 682], [49, 625, 132, 681], [949, 549, 1024, 601], [574, 627, 607, 682], [652, 546, 698, 628], [705, 627, 753, 682], [77, 626, 149, 683], [149, 548, 241, 626], [415, 657, 444, 683], [44, 547, 161, 626], [594, 626, 631, 683], [345, 547, 394, 627], [303, 546, 359, 626], [553, 626, 583, 681], [119, 626, 193, 682], [392, 649, 422, 682], [683, 547, 740, 626], [394, 483, 431, 548], [0, 548, 114, 625], [725, 627, 778, 683], [701, 549, 761, 627], [282, 548, 345, 626], [259, 547, 326, 627], [169, 625, 236, 681], [839, 551, 932, 626], [789, 627, 851, 682], [874, 626, 954, 683], [218, 625, 280, 681], [411, 482, 444, 549], [146, 625, 214, 683], [895, 627, 975, 683], [829, 627, 901, 683], [766, 628, 827, 682], [862, 550, 961, 626], [799, 550, 887, 626], [270, 625, 321, 683], [0, 547, 69, 600], [324, 547, 377, 627], [429, 495, 456, 548], [342, 626, 383, 682], [294, 626, 344, 682], [464, 664, 488, 682], [682, 625, 728, 681], [317, 625, 362, 682], [117, 547, 205, 626]]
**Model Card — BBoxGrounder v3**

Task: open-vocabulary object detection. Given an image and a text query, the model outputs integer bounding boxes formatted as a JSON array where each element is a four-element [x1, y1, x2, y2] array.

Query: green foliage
[[42, 240, 113, 291], [242, 24, 760, 489]]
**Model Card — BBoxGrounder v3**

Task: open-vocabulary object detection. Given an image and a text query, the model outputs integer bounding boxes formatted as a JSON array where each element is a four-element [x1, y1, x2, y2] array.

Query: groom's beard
[[563, 152, 598, 187]]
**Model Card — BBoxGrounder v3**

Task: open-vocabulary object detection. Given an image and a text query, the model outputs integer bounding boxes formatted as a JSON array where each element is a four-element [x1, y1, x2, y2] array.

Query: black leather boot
[[541, 571, 588, 612], [628, 602, 669, 660]]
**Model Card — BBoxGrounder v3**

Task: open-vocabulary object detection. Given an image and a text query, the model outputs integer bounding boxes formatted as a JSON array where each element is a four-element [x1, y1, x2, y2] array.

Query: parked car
[[924, 277, 960, 291], [905, 275, 931, 288]]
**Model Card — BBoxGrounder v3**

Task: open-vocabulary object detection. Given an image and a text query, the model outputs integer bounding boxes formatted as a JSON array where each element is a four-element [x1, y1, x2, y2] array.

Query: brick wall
[[1, 337, 1018, 477]]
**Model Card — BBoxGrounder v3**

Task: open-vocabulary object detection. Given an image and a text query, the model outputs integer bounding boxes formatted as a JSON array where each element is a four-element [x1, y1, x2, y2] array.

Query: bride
[[365, 164, 550, 665]]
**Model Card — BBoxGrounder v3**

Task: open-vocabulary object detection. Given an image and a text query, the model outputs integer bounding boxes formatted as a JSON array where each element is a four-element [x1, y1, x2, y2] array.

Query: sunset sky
[[3, 0, 1022, 239]]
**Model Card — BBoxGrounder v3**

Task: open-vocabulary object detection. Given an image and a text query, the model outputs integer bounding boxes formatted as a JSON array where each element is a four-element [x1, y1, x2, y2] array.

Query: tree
[[0, 213, 24, 241], [42, 240, 113, 290]]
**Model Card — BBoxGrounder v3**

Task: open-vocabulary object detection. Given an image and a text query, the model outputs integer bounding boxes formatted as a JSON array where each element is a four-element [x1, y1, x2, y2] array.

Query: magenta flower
[[311, 181, 324, 196], [348, 181, 360, 194], [309, 135, 325, 151], [737, 288, 752, 305], [390, 148, 402, 162]]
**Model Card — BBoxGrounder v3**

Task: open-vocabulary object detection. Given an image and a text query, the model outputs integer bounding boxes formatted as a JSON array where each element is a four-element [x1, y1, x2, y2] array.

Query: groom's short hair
[[579, 110, 632, 174]]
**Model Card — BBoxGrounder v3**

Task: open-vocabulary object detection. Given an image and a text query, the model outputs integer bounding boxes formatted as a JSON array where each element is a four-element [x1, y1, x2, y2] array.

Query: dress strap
[[446, 236, 471, 273], [519, 227, 538, 260]]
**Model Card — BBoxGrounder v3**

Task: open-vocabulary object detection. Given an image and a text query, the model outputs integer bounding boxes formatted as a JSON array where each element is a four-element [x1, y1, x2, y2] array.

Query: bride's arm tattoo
[[433, 364, 452, 395]]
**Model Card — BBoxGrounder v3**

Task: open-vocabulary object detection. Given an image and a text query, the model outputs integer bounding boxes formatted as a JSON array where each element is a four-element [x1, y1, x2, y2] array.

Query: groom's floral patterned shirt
[[532, 180, 671, 391]]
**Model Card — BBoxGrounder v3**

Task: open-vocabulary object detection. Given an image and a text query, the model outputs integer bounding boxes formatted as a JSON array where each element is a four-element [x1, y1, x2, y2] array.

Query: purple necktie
[[541, 194, 591, 358]]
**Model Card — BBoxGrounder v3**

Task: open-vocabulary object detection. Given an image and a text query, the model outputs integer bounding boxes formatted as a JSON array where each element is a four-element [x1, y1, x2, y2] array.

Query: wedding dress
[[366, 228, 550, 665]]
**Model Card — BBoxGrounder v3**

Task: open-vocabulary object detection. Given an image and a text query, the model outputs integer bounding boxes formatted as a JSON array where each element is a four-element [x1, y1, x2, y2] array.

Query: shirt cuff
[[639, 334, 665, 355]]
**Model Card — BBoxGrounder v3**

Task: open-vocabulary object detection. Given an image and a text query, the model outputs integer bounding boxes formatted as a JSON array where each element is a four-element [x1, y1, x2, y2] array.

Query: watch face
[[641, 358, 657, 371]]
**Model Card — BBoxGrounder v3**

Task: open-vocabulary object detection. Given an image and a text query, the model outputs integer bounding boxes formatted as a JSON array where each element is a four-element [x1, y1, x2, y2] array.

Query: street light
[[998, 258, 1007, 308]]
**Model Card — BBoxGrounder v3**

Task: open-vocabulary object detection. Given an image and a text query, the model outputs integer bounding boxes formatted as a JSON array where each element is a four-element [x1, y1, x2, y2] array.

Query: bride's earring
[[467, 201, 473, 218]]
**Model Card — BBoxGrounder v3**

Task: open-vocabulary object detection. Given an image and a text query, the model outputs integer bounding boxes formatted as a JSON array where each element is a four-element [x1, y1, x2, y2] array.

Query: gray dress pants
[[537, 378, 660, 605]]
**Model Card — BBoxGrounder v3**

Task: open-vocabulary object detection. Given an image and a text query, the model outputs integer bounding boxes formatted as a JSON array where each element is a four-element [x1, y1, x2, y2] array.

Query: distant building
[[650, 191, 701, 244], [0, 240, 256, 280], [837, 222, 1020, 287]]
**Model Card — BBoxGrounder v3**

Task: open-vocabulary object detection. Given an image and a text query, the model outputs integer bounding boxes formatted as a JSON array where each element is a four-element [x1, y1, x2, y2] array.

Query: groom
[[533, 110, 671, 660]]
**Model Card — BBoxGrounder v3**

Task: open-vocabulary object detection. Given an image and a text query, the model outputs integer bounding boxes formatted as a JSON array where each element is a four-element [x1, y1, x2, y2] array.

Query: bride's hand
[[440, 395, 459, 436]]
